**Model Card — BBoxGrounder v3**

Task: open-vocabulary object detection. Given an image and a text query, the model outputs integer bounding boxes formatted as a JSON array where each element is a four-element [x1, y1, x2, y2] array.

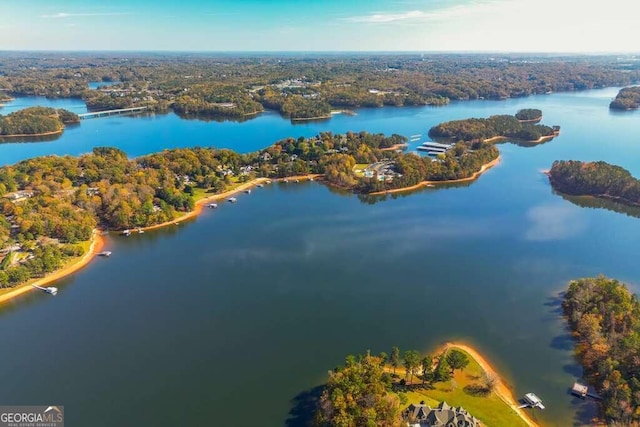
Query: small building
[[571, 382, 588, 398]]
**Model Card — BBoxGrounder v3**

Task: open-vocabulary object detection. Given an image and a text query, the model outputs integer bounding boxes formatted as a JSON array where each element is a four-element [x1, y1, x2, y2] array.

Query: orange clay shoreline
[[441, 342, 539, 427], [138, 174, 322, 232], [0, 231, 104, 305], [0, 175, 324, 305], [0, 159, 499, 305], [368, 155, 501, 196]]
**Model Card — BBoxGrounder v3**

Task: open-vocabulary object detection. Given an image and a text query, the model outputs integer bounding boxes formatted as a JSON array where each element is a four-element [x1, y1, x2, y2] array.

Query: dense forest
[[1, 53, 638, 120], [563, 276, 640, 424], [548, 160, 640, 207], [428, 112, 558, 142], [0, 106, 79, 136], [610, 86, 640, 110]]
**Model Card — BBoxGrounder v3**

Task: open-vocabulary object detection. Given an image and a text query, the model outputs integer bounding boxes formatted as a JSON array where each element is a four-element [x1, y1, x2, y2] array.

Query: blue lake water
[[0, 88, 639, 426]]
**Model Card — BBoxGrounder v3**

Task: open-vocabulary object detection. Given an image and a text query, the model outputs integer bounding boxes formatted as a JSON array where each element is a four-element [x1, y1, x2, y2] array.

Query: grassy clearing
[[398, 349, 529, 427]]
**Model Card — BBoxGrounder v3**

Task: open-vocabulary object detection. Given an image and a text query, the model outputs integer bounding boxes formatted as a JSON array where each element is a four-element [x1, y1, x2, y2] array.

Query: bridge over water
[[78, 106, 148, 119]]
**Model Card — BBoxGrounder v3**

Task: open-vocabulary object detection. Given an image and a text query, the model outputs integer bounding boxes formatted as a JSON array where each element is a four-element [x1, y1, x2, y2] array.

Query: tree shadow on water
[[285, 385, 324, 427]]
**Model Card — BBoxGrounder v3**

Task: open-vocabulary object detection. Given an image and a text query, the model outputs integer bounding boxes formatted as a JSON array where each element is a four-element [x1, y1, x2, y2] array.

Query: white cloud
[[40, 12, 130, 19], [343, 2, 497, 23], [524, 204, 587, 242]]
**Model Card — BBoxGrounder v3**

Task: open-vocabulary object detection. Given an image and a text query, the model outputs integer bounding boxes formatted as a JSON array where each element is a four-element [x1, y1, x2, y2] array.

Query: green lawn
[[0, 239, 93, 297], [399, 349, 529, 427]]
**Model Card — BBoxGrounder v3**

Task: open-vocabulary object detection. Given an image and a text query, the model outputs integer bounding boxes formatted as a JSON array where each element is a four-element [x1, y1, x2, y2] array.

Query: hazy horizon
[[2, 0, 639, 53]]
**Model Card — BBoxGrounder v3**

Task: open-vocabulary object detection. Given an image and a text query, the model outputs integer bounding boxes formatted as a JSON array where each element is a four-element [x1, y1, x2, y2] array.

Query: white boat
[[122, 229, 131, 236], [98, 251, 112, 257], [32, 285, 58, 296], [137, 229, 144, 234], [257, 184, 264, 188], [244, 189, 251, 194], [265, 180, 271, 184], [207, 203, 218, 208], [294, 179, 300, 183], [227, 197, 237, 203], [283, 179, 289, 183]]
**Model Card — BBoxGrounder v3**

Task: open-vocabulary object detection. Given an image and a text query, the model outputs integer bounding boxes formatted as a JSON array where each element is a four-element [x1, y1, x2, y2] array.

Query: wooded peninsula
[[0, 126, 504, 290], [314, 344, 534, 427], [563, 276, 640, 425], [548, 160, 640, 207], [609, 86, 640, 110]]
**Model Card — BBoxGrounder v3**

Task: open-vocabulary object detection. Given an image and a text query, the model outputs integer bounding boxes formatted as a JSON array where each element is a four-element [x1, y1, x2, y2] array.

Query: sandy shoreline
[[0, 230, 104, 305], [380, 143, 408, 151], [369, 155, 501, 196], [137, 174, 321, 232], [442, 342, 539, 427]]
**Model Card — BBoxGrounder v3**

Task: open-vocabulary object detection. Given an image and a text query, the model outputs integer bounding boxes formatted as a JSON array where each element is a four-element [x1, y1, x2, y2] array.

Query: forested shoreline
[[548, 160, 640, 207], [563, 276, 640, 424], [0, 126, 504, 288]]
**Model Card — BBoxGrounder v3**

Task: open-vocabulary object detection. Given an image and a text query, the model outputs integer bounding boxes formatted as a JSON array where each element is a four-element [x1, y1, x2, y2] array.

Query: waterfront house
[[403, 401, 480, 427], [4, 191, 34, 203]]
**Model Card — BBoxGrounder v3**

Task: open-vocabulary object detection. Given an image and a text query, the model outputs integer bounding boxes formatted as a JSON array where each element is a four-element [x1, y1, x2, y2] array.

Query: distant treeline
[[610, 86, 640, 110], [548, 160, 640, 207], [428, 111, 557, 142], [564, 276, 640, 424], [2, 53, 639, 120], [0, 107, 78, 136]]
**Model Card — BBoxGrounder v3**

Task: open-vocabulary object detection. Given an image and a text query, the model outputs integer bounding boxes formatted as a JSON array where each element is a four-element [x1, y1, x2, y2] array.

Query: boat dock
[[518, 392, 545, 410], [571, 382, 602, 400]]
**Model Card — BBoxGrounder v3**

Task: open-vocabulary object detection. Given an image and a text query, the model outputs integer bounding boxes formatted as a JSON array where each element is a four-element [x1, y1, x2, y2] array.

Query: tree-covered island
[[609, 86, 640, 110], [548, 160, 640, 207], [0, 106, 79, 137], [515, 108, 543, 122], [428, 111, 559, 143], [563, 276, 640, 425]]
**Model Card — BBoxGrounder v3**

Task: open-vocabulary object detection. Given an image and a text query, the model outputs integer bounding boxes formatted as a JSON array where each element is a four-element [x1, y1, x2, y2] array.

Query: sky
[[1, 0, 639, 52]]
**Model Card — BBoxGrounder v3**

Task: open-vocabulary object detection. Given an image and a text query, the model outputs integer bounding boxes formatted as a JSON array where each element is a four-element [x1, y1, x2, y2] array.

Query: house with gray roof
[[403, 401, 480, 427]]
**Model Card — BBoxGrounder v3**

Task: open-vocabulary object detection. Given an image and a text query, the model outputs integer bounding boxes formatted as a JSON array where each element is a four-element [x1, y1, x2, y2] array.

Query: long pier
[[78, 106, 148, 119]]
